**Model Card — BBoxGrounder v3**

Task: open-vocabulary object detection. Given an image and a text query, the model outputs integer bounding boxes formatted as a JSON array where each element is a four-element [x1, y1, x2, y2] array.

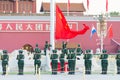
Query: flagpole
[[50, 0, 55, 52]]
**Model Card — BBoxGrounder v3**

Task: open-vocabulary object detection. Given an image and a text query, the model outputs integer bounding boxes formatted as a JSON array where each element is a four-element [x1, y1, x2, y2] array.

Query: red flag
[[87, 0, 89, 9], [55, 5, 89, 39], [108, 24, 113, 39], [106, 0, 108, 12]]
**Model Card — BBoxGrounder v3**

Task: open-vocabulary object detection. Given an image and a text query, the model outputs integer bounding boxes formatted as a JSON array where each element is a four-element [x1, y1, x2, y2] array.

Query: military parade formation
[[0, 41, 120, 76]]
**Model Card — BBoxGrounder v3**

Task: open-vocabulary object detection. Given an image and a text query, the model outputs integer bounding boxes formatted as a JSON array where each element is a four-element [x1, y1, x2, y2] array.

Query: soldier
[[1, 50, 9, 75], [16, 50, 25, 75], [33, 44, 41, 74], [100, 50, 108, 74], [116, 50, 120, 74], [67, 48, 76, 75], [62, 41, 67, 49], [50, 50, 58, 75], [59, 49, 66, 73], [62, 41, 68, 55], [34, 44, 40, 53], [76, 44, 83, 56], [83, 49, 92, 74], [44, 41, 51, 55]]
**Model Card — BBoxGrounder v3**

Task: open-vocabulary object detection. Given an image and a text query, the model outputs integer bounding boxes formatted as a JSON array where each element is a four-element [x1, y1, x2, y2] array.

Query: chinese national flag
[[55, 5, 89, 39], [108, 24, 113, 39]]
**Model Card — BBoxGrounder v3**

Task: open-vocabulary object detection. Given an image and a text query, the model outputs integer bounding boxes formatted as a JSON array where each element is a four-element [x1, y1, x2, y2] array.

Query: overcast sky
[[39, 0, 120, 15]]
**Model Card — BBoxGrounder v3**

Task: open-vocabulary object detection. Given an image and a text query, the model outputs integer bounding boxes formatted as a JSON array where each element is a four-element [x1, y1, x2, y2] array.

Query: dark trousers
[[117, 67, 120, 74], [51, 60, 58, 75], [60, 60, 65, 73], [34, 61, 41, 74]]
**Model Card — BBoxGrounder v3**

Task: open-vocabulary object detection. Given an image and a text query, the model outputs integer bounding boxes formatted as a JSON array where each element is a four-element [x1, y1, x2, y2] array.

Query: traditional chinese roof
[[42, 2, 86, 12]]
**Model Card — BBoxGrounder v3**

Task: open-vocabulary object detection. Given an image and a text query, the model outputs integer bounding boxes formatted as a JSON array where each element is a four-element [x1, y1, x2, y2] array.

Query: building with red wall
[[0, 16, 120, 53], [0, 0, 36, 13], [0, 2, 119, 53]]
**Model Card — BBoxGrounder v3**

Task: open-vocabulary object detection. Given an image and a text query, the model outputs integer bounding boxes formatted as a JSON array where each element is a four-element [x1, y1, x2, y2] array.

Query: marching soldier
[[100, 50, 108, 74], [83, 49, 92, 74], [67, 48, 76, 74], [1, 50, 9, 75], [33, 44, 41, 74], [76, 44, 83, 56], [59, 50, 66, 73], [16, 50, 24, 75], [116, 50, 120, 74], [50, 50, 58, 75]]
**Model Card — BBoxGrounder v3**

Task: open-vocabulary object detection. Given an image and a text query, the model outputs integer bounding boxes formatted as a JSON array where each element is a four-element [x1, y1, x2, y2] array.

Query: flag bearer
[[84, 49, 92, 74], [67, 48, 76, 75], [16, 50, 25, 75], [59, 49, 66, 73], [100, 50, 108, 74], [50, 50, 58, 75], [116, 50, 120, 74], [1, 50, 9, 75], [33, 45, 41, 74]]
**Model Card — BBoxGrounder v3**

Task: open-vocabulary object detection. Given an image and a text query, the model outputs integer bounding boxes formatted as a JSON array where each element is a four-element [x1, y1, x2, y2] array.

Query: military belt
[[68, 59, 75, 60], [101, 59, 108, 60], [52, 59, 58, 60], [60, 58, 64, 60], [20, 59, 24, 60]]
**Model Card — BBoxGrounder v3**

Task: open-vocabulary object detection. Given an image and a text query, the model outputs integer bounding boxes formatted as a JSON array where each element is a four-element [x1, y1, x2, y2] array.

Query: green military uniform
[[76, 44, 83, 56], [33, 47, 41, 74], [44, 41, 51, 55], [62, 41, 68, 54], [100, 50, 108, 74], [1, 50, 9, 75], [50, 50, 58, 75], [34, 44, 41, 53], [67, 48, 76, 74], [59, 50, 66, 73], [116, 50, 120, 74], [16, 50, 24, 75], [83, 50, 92, 74], [62, 41, 67, 49]]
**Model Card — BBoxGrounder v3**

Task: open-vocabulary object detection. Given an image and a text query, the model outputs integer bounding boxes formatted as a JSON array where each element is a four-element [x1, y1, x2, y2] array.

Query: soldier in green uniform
[[16, 50, 24, 75], [33, 44, 41, 74], [62, 41, 67, 49], [62, 41, 68, 54], [83, 49, 92, 74], [67, 48, 76, 74], [76, 44, 83, 56], [44, 41, 51, 55], [116, 50, 120, 74], [1, 50, 9, 75], [59, 49, 66, 73], [100, 50, 108, 74], [50, 50, 58, 75]]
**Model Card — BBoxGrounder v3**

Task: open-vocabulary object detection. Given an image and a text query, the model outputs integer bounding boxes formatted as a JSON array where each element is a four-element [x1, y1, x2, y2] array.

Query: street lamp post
[[94, 14, 109, 53]]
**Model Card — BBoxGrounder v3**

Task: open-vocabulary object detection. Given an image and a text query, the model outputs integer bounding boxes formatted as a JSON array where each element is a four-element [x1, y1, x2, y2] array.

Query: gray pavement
[[0, 73, 120, 80]]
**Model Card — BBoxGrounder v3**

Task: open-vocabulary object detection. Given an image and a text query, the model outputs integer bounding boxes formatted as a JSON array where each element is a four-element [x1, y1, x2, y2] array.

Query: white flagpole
[[50, 0, 55, 52]]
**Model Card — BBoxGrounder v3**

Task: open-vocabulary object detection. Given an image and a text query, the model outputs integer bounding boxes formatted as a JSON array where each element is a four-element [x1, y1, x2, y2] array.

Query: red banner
[[0, 21, 77, 32]]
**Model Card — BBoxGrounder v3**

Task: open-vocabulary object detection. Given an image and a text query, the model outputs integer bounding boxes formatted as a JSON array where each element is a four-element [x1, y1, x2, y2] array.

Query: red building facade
[[0, 0, 36, 13]]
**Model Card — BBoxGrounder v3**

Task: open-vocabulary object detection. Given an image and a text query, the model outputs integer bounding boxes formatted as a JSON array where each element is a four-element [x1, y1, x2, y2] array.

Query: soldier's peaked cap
[[3, 50, 7, 53], [19, 50, 23, 53]]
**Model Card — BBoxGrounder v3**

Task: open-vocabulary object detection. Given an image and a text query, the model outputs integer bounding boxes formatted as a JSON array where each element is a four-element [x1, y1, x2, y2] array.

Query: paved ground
[[0, 73, 120, 80]]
